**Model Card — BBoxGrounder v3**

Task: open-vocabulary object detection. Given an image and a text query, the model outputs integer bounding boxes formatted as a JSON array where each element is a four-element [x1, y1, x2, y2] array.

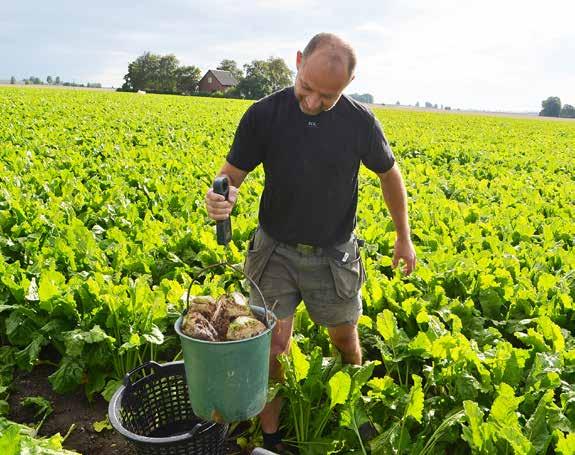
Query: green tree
[[122, 52, 200, 94], [559, 104, 575, 118], [236, 57, 293, 99], [122, 52, 163, 92], [55, 76, 61, 85], [539, 96, 561, 117], [217, 59, 243, 82], [266, 57, 293, 92], [236, 60, 271, 99], [155, 54, 180, 92], [47, 76, 53, 84], [349, 93, 374, 104], [27, 76, 42, 85], [10, 76, 16, 84], [176, 65, 202, 94]]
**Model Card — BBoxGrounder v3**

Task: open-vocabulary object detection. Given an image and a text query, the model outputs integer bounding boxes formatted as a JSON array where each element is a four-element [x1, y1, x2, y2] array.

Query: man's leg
[[328, 322, 379, 442], [259, 316, 294, 433], [327, 323, 362, 365]]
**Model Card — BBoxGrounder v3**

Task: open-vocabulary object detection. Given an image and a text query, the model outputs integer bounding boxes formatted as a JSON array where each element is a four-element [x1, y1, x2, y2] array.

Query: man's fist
[[205, 186, 239, 221]]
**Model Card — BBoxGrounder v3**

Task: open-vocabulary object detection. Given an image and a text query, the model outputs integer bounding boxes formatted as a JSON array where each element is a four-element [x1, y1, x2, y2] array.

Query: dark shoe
[[358, 421, 378, 442], [262, 430, 298, 454]]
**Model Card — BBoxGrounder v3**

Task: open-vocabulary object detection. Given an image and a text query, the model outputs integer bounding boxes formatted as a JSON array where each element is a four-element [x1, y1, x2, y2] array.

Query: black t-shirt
[[227, 86, 395, 247]]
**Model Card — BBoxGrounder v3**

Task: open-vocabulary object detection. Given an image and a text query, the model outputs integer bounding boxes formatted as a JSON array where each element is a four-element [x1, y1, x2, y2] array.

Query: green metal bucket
[[175, 263, 277, 423]]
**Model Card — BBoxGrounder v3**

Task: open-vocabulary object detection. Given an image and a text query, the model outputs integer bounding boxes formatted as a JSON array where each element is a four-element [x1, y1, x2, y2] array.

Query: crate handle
[[123, 361, 161, 388]]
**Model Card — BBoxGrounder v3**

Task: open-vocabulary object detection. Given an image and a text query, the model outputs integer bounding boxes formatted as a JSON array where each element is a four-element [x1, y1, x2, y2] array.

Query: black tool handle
[[213, 176, 232, 245]]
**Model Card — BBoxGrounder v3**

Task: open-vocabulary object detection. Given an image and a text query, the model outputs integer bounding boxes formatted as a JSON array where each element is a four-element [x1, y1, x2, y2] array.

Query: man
[[206, 33, 416, 452]]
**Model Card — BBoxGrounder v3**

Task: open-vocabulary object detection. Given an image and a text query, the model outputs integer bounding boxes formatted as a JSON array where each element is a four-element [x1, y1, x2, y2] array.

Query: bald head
[[302, 33, 356, 79], [294, 33, 356, 116]]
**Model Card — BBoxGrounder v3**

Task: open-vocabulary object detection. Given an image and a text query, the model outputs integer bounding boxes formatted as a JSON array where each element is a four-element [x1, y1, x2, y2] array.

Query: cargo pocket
[[243, 227, 277, 285], [328, 239, 366, 300]]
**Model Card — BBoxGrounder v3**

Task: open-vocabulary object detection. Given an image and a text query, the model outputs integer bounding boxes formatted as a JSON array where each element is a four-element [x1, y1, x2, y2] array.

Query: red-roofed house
[[198, 70, 238, 93]]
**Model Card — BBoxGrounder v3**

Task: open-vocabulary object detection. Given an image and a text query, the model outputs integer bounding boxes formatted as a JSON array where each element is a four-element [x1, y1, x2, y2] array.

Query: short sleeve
[[361, 116, 395, 173], [226, 105, 264, 172]]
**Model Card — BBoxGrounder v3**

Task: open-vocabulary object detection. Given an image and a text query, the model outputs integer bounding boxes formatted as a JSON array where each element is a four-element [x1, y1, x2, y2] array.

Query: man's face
[[294, 50, 353, 116]]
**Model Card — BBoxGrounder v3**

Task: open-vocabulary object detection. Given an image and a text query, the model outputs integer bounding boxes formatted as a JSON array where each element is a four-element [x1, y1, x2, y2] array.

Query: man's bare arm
[[377, 164, 410, 239], [377, 163, 416, 274], [217, 161, 249, 188]]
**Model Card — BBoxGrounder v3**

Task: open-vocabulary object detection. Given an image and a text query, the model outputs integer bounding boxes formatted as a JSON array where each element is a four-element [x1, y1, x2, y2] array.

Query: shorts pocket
[[328, 241, 366, 300], [243, 227, 277, 285]]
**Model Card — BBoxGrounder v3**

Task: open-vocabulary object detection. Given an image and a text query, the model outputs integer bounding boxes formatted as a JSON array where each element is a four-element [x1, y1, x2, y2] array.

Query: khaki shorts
[[244, 227, 365, 327]]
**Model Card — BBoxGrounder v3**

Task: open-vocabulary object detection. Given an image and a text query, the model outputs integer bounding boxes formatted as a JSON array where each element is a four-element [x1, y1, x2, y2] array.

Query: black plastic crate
[[109, 361, 228, 455]]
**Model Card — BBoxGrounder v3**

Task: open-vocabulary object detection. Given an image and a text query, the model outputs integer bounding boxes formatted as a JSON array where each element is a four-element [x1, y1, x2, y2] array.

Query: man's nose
[[307, 94, 321, 111]]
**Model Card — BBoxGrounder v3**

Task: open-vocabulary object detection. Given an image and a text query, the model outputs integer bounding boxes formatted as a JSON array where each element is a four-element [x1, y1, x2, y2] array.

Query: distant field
[[4, 83, 573, 121], [372, 103, 575, 121], [0, 83, 116, 91], [1, 87, 574, 454]]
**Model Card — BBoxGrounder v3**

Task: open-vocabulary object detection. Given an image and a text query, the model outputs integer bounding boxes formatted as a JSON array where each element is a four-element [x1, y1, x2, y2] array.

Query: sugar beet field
[[0, 87, 574, 454]]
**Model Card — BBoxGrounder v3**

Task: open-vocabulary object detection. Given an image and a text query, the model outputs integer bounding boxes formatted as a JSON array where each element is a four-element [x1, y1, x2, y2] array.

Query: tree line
[[8, 75, 101, 88], [349, 93, 374, 103], [120, 52, 293, 100], [540, 97, 575, 118]]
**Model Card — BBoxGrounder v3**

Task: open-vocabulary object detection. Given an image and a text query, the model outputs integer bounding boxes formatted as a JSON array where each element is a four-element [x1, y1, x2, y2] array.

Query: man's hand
[[205, 185, 239, 221], [392, 237, 416, 275]]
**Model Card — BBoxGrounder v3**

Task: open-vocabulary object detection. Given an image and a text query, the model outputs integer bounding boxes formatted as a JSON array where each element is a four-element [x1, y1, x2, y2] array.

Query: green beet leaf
[[328, 371, 351, 409], [404, 374, 424, 423]]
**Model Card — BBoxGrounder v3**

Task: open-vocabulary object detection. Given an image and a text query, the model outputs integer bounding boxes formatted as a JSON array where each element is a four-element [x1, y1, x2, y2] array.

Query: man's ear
[[296, 51, 303, 71], [342, 73, 355, 91]]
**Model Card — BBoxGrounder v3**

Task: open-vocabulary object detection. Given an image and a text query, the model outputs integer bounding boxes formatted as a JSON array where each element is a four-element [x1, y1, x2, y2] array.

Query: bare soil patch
[[8, 364, 246, 454]]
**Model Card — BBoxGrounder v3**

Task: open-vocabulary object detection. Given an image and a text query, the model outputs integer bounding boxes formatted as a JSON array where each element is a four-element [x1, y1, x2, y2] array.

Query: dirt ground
[[8, 364, 135, 455], [8, 364, 245, 455]]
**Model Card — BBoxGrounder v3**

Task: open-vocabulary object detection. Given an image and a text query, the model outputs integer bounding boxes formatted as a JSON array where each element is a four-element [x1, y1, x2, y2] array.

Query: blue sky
[[2, 0, 574, 112]]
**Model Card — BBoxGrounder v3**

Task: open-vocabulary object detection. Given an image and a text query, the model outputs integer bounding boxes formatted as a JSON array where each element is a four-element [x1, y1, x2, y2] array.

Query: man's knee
[[269, 335, 291, 380], [328, 324, 359, 349], [329, 325, 362, 365], [269, 317, 294, 365], [270, 338, 291, 358]]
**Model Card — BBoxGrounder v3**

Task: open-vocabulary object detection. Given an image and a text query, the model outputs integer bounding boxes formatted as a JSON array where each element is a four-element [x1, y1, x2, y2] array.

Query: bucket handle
[[185, 262, 271, 329], [123, 360, 161, 388], [185, 421, 213, 439]]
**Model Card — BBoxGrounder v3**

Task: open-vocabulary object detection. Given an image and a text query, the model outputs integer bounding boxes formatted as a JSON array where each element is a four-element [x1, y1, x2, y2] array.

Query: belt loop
[[295, 243, 317, 255]]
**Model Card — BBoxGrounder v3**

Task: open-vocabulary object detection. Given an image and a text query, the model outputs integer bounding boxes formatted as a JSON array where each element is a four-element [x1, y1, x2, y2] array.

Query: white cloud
[[256, 0, 319, 10], [355, 23, 390, 35], [88, 51, 134, 88], [4, 0, 573, 111], [203, 38, 299, 65], [344, 0, 575, 110]]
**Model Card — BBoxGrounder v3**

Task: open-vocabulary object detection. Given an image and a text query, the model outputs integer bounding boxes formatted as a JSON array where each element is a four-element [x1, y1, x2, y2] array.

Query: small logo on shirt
[[307, 121, 318, 128]]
